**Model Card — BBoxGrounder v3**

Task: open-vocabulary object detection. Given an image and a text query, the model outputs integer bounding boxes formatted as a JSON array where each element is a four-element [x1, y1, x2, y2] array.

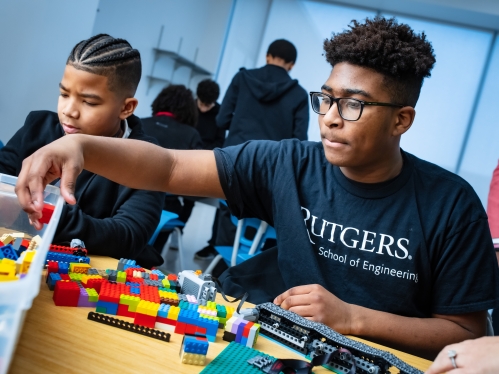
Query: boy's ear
[[119, 98, 139, 119], [392, 106, 415, 137]]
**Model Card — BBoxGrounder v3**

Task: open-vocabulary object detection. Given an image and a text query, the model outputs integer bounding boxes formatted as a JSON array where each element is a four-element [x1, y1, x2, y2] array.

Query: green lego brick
[[200, 342, 276, 374], [96, 307, 107, 314], [87, 288, 99, 302]]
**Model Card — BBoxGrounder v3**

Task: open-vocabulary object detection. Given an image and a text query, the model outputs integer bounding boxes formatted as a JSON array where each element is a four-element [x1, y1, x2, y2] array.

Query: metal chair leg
[[205, 254, 222, 275]]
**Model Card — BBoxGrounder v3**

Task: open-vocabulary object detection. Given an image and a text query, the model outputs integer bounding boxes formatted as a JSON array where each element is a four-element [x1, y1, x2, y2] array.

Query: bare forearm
[[350, 305, 485, 360], [78, 135, 224, 197]]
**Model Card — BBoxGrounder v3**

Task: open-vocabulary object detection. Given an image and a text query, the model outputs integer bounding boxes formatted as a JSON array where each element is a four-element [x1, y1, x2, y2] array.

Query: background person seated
[[142, 85, 203, 251]]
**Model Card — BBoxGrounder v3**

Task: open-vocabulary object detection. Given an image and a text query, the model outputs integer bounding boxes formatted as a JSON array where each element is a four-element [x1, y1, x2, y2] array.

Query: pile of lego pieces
[[0, 233, 41, 282], [46, 253, 236, 343]]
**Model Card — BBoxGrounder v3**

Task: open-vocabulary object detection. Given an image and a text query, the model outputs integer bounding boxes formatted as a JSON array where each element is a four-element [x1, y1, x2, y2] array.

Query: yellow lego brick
[[0, 234, 14, 245], [136, 300, 160, 317], [69, 263, 91, 274], [194, 270, 203, 276], [119, 295, 141, 311], [81, 274, 102, 285], [20, 250, 35, 274], [167, 305, 180, 320], [0, 259, 17, 281], [180, 352, 206, 366]]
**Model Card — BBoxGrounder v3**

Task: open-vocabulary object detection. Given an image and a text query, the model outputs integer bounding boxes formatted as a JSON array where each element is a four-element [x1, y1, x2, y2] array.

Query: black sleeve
[[214, 140, 282, 225], [216, 73, 240, 130], [292, 91, 309, 141], [53, 189, 163, 260], [431, 216, 499, 314]]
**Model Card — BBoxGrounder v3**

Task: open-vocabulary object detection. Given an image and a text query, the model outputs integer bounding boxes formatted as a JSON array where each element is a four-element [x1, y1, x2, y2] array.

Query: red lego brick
[[99, 281, 130, 303], [117, 304, 136, 318], [156, 316, 177, 326], [47, 260, 59, 274], [149, 273, 158, 281], [175, 321, 186, 335], [243, 322, 254, 338], [185, 323, 197, 335], [50, 244, 88, 256], [39, 203, 55, 224], [86, 278, 104, 293], [20, 239, 30, 249], [196, 326, 207, 336], [53, 280, 80, 306], [134, 312, 156, 328], [60, 274, 71, 281], [167, 274, 177, 281]]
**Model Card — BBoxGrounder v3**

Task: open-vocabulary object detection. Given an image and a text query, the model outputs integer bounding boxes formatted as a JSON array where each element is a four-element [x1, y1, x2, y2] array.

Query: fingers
[[425, 345, 458, 374], [274, 284, 318, 305], [60, 162, 80, 205]]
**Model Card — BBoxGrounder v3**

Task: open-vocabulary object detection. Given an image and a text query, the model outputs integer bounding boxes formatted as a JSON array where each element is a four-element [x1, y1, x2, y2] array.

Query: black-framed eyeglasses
[[309, 92, 404, 122]]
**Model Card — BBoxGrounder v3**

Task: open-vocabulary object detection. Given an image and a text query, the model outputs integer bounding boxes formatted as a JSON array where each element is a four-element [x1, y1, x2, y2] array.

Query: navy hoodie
[[217, 64, 309, 146]]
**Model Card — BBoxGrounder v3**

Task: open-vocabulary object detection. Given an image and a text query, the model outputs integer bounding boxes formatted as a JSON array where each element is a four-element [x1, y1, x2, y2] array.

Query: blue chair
[[204, 216, 276, 274], [149, 210, 186, 270]]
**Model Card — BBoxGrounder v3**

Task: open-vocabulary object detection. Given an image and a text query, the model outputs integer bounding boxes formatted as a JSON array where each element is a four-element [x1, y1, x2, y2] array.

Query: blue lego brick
[[47, 273, 62, 291], [158, 304, 170, 318], [151, 269, 166, 280], [117, 258, 137, 271], [184, 336, 209, 355], [46, 252, 90, 264], [130, 287, 141, 295], [59, 262, 69, 274], [0, 245, 18, 261], [96, 300, 118, 315]]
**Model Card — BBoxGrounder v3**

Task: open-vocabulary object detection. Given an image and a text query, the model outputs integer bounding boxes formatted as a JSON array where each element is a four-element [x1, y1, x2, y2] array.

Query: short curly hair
[[324, 17, 435, 107], [151, 85, 198, 127], [196, 79, 220, 104]]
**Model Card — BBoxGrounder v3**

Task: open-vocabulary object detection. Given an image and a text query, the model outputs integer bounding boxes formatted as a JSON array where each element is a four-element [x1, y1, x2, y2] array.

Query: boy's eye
[[84, 101, 97, 106], [59, 93, 68, 98]]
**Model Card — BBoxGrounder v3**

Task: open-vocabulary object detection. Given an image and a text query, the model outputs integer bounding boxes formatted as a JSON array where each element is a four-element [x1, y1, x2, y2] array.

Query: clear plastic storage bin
[[0, 174, 63, 374]]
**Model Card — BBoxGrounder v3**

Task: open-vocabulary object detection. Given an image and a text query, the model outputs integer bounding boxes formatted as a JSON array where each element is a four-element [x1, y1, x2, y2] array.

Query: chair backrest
[[230, 218, 276, 266]]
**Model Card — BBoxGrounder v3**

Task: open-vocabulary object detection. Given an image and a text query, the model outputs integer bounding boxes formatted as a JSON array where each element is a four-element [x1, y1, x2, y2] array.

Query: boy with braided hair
[[0, 34, 164, 268], [16, 18, 499, 358]]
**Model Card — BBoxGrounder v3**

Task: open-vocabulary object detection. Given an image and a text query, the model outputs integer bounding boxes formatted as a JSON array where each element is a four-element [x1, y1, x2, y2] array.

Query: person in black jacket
[[195, 79, 225, 150], [0, 34, 164, 268], [217, 39, 309, 147], [195, 40, 308, 262], [142, 85, 201, 233], [142, 85, 203, 151]]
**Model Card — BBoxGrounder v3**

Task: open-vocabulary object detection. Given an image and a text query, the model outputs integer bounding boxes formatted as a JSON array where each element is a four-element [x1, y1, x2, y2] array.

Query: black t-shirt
[[214, 139, 499, 317]]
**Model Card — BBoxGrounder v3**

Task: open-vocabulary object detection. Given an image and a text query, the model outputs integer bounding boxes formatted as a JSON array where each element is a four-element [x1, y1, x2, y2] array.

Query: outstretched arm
[[15, 134, 224, 228]]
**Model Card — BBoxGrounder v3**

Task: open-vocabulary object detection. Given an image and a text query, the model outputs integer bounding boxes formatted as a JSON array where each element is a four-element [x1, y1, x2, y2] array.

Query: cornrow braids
[[324, 17, 436, 107], [67, 34, 142, 97]]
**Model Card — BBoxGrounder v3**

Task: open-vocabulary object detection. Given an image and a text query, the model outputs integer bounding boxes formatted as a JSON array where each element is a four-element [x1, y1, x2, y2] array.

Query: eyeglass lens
[[312, 93, 362, 121]]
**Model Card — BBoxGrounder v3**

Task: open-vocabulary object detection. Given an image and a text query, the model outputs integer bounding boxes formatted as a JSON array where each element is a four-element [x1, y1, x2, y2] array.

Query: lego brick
[[47, 273, 62, 290], [180, 352, 206, 366], [53, 280, 80, 306], [69, 262, 91, 274], [87, 311, 170, 342], [199, 342, 275, 374], [0, 244, 18, 261], [0, 258, 18, 281], [39, 203, 55, 224], [95, 300, 119, 315], [134, 312, 156, 328], [183, 335, 209, 355]]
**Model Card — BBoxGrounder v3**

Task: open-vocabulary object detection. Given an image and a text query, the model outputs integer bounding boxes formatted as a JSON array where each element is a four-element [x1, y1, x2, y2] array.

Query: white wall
[[0, 0, 99, 144], [92, 0, 233, 118]]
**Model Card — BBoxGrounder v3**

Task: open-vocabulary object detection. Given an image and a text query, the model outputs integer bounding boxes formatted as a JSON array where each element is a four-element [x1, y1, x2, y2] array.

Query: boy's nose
[[63, 102, 79, 119], [323, 102, 343, 128]]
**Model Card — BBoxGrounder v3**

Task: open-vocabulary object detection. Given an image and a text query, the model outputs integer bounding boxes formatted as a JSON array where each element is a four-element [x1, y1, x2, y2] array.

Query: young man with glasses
[[16, 17, 499, 360]]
